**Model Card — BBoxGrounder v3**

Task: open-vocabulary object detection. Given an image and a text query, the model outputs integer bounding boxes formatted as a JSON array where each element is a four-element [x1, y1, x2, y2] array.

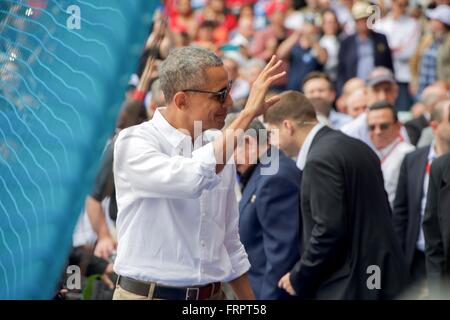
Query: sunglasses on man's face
[[182, 80, 233, 104], [368, 122, 394, 132]]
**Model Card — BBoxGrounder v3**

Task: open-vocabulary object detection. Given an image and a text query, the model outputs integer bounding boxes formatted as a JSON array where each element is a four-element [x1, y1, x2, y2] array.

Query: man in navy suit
[[392, 146, 430, 285], [336, 1, 394, 95], [268, 91, 408, 299], [393, 100, 450, 289], [235, 118, 302, 299], [423, 151, 450, 298]]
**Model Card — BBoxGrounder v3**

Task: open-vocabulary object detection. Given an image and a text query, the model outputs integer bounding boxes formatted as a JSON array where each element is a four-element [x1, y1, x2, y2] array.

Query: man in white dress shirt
[[367, 101, 415, 208], [341, 67, 411, 149], [112, 47, 285, 300], [302, 71, 352, 130]]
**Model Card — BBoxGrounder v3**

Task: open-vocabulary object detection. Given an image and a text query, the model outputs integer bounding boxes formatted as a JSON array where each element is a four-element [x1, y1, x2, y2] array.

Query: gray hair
[[430, 99, 450, 122], [159, 46, 223, 102], [421, 93, 442, 109]]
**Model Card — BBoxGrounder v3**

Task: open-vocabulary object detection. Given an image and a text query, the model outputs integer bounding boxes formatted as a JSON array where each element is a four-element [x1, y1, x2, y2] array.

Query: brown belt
[[116, 275, 222, 300]]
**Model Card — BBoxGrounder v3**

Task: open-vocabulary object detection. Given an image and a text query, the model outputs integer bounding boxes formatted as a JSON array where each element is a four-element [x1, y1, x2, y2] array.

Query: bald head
[[430, 99, 450, 154], [336, 77, 366, 113], [343, 78, 366, 97], [421, 82, 449, 114], [422, 82, 448, 101], [430, 99, 450, 123], [347, 88, 367, 118]]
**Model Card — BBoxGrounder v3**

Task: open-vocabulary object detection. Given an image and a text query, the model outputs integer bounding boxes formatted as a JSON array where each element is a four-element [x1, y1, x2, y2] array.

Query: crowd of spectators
[[62, 0, 450, 300]]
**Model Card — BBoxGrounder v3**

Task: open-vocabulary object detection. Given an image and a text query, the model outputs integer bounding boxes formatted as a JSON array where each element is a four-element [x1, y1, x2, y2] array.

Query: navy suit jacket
[[238, 148, 302, 299], [336, 31, 394, 94], [393, 146, 429, 273], [423, 152, 450, 295], [289, 127, 408, 299]]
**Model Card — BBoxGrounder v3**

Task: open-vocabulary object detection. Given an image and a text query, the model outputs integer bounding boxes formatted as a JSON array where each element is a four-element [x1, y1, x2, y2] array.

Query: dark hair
[[199, 20, 218, 29], [368, 100, 398, 122], [237, 4, 254, 19], [264, 91, 317, 126], [225, 113, 268, 144], [302, 71, 334, 91], [321, 9, 343, 36]]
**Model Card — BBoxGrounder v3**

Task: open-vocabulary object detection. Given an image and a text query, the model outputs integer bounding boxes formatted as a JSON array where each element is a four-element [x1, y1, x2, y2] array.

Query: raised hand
[[244, 55, 285, 117]]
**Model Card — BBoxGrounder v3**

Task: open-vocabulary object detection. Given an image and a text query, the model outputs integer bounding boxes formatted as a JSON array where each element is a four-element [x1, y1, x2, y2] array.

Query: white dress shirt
[[341, 112, 412, 152], [417, 142, 437, 252], [376, 137, 415, 209], [320, 35, 340, 81], [341, 113, 376, 150], [72, 198, 116, 247], [296, 123, 325, 170], [113, 108, 250, 286], [374, 14, 420, 83], [329, 109, 353, 130]]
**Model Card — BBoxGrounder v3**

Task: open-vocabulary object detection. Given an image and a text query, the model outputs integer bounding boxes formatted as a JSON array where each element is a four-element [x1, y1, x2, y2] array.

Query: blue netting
[[0, 0, 158, 299]]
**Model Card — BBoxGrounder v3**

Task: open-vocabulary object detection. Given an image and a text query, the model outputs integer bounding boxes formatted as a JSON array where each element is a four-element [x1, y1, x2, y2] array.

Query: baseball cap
[[426, 5, 450, 27], [366, 67, 396, 87]]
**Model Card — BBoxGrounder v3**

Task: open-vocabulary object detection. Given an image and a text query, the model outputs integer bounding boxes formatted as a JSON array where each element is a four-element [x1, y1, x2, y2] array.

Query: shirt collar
[[151, 107, 193, 149], [296, 123, 325, 170], [376, 136, 401, 159], [356, 33, 373, 43], [429, 140, 437, 163]]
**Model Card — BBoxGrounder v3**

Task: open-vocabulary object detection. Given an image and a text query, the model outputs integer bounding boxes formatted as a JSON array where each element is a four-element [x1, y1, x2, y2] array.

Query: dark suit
[[404, 115, 428, 146], [423, 152, 450, 297], [336, 31, 394, 94], [239, 148, 302, 299], [392, 146, 429, 278], [290, 126, 409, 299]]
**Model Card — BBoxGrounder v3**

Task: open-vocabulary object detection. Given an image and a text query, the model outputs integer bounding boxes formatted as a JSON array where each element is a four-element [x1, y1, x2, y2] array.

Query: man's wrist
[[239, 107, 258, 121], [98, 230, 112, 240]]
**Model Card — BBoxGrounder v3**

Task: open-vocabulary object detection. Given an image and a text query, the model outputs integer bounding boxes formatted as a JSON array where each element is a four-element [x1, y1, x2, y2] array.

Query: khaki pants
[[112, 284, 226, 300]]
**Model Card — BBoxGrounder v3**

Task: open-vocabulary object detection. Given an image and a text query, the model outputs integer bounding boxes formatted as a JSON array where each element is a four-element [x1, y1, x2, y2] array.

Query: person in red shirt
[[168, 0, 198, 41], [198, 0, 238, 45]]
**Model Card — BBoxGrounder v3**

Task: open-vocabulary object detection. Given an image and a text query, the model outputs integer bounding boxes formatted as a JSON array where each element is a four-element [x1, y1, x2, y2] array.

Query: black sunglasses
[[182, 80, 233, 104], [368, 122, 393, 131]]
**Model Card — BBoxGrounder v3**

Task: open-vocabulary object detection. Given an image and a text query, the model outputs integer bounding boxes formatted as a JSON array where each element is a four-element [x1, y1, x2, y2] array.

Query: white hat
[[426, 5, 450, 26], [223, 51, 248, 67], [352, 1, 373, 20], [229, 34, 249, 48]]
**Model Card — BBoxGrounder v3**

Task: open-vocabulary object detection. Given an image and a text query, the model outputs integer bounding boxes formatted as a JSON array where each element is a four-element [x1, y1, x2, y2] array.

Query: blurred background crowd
[[59, 0, 450, 300]]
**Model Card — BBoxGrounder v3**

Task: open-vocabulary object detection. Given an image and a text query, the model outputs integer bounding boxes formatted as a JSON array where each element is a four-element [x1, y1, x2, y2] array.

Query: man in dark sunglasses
[[176, 78, 234, 130], [182, 80, 233, 105], [112, 46, 285, 300], [367, 101, 415, 208]]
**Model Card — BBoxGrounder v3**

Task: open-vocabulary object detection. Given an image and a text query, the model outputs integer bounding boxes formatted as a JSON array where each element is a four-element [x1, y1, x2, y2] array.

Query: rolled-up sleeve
[[223, 175, 251, 282], [114, 130, 221, 199]]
